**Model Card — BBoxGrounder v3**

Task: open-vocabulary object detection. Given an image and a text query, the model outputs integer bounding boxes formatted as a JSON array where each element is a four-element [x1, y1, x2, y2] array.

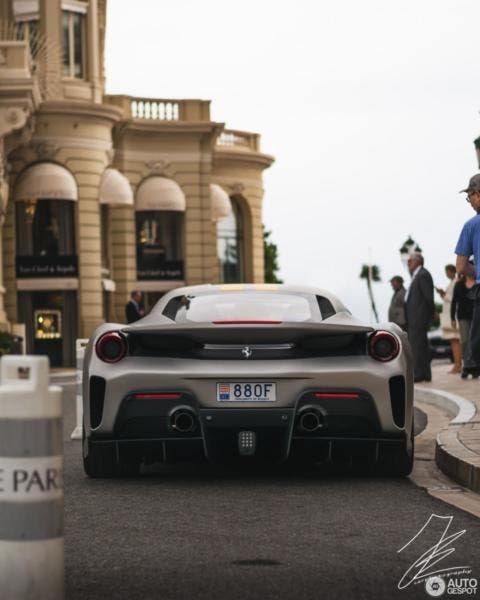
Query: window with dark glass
[[62, 10, 85, 78], [217, 198, 243, 283], [136, 211, 183, 279], [100, 204, 110, 277], [16, 200, 76, 256], [15, 20, 39, 60]]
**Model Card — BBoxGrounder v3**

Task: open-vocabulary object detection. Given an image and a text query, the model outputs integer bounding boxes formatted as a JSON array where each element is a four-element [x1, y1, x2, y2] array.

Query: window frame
[[217, 197, 244, 283], [62, 9, 87, 79]]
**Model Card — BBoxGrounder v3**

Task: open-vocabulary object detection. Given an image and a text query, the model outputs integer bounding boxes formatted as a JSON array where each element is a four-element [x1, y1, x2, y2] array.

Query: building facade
[[0, 0, 274, 366]]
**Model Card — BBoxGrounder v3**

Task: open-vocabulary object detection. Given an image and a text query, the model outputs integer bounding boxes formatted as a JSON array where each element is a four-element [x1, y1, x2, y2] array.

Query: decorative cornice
[[29, 134, 112, 153], [229, 182, 245, 195], [32, 141, 59, 160], [0, 105, 29, 137], [38, 101, 123, 124], [145, 159, 170, 176], [214, 149, 275, 170], [117, 119, 223, 136]]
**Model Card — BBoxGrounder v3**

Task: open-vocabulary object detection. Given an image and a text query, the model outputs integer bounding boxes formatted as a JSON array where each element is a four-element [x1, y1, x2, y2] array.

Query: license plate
[[216, 382, 276, 402]]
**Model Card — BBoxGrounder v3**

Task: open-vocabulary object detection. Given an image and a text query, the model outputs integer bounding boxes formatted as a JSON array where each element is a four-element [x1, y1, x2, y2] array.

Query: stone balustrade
[[104, 95, 211, 122], [216, 129, 260, 152]]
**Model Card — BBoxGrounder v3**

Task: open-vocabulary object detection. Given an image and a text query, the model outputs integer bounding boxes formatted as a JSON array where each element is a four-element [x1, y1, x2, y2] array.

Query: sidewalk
[[416, 362, 480, 493]]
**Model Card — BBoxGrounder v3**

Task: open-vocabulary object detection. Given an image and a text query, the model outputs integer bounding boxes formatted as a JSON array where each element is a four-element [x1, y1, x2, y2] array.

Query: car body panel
[[82, 284, 414, 470]]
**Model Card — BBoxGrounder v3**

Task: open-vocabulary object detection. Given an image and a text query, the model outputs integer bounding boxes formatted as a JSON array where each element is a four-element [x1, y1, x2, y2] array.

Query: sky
[[105, 0, 480, 323]]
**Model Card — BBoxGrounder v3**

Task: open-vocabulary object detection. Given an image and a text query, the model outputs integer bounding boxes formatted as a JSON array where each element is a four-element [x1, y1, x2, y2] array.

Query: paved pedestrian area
[[416, 362, 480, 492]]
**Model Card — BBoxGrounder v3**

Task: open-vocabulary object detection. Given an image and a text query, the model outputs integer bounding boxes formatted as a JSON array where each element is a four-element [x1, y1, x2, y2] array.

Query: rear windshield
[[162, 292, 314, 323]]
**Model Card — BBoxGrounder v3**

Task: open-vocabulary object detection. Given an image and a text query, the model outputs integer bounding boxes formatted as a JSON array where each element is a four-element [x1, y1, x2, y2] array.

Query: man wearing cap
[[388, 276, 407, 330], [455, 174, 480, 376], [405, 253, 435, 382]]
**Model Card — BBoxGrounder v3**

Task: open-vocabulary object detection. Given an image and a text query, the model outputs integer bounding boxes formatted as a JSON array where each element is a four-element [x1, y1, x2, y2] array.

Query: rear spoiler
[[121, 321, 375, 344]]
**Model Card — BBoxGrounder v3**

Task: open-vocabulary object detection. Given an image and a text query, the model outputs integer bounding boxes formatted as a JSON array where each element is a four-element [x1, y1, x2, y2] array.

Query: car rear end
[[83, 287, 414, 476]]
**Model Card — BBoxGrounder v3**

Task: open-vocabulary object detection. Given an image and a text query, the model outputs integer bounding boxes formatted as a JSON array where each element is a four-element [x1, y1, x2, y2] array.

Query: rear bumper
[[87, 394, 411, 464], [84, 355, 414, 436]]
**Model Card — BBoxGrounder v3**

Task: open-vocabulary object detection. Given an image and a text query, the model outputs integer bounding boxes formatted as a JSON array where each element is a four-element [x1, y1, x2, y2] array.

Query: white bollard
[[70, 338, 88, 440], [0, 355, 64, 600]]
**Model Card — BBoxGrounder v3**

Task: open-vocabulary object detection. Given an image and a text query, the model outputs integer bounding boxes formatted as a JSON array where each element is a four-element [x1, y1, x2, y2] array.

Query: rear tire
[[377, 423, 414, 477], [83, 428, 140, 478]]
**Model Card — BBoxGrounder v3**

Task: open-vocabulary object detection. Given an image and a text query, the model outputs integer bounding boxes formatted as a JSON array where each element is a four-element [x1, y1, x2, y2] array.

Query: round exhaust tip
[[298, 409, 323, 432], [170, 408, 197, 433]]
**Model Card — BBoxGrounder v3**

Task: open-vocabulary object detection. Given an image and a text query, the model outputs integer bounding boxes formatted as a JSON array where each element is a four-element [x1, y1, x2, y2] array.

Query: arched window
[[14, 163, 77, 258], [135, 177, 185, 281], [217, 197, 244, 283]]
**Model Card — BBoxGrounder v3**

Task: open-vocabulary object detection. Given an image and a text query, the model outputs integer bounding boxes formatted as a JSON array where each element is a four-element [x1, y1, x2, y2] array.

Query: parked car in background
[[428, 328, 453, 361]]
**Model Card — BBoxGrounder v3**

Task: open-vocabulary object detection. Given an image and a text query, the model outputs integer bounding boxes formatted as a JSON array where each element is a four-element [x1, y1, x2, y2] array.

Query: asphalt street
[[60, 381, 480, 600]]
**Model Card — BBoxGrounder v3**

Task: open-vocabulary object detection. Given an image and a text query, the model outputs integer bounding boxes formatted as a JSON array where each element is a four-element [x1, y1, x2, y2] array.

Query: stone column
[[110, 205, 136, 323], [87, 0, 102, 103], [39, 0, 62, 100], [65, 155, 105, 338], [0, 105, 31, 330]]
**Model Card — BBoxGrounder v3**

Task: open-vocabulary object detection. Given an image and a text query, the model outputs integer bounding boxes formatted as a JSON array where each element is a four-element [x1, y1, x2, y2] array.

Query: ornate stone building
[[0, 0, 274, 366]]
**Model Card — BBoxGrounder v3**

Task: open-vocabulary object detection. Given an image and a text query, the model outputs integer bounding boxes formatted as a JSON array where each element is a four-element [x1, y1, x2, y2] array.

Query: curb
[[49, 369, 76, 382], [415, 387, 480, 493]]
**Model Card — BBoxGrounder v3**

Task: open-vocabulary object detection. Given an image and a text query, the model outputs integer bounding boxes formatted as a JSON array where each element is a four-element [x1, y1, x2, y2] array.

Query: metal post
[[0, 355, 64, 600], [70, 339, 89, 440]]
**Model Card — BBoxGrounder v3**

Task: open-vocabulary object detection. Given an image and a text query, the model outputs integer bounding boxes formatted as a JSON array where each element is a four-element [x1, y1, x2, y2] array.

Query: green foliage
[[264, 227, 283, 284], [359, 264, 381, 322], [359, 264, 381, 282], [0, 330, 20, 356], [400, 236, 422, 254]]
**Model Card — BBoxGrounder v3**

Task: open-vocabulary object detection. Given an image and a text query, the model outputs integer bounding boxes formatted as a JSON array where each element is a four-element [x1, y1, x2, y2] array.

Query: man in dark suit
[[125, 290, 144, 323], [405, 253, 434, 382]]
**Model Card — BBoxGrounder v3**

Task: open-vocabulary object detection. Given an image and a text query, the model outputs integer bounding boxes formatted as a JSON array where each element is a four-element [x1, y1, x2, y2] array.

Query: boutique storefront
[[14, 162, 79, 366]]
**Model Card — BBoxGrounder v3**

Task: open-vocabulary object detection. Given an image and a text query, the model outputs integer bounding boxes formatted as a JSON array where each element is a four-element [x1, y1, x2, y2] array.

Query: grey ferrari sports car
[[82, 284, 414, 477]]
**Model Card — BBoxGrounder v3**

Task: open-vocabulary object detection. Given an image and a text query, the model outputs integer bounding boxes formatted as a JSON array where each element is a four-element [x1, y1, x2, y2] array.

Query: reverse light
[[368, 330, 400, 362], [95, 331, 127, 363]]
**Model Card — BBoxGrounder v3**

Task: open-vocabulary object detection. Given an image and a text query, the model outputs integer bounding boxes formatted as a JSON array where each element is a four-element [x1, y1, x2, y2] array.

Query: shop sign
[[16, 256, 78, 278], [137, 260, 184, 281]]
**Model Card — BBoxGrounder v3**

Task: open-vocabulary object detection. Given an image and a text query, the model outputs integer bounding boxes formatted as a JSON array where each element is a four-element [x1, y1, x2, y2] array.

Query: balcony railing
[[216, 129, 260, 152], [104, 95, 211, 122]]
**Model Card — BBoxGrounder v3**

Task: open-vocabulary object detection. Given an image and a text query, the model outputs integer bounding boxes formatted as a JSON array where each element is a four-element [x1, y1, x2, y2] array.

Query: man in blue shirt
[[455, 174, 480, 377]]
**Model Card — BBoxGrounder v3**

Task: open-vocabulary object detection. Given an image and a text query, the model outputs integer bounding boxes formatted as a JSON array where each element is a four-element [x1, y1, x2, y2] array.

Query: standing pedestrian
[[451, 272, 476, 378], [455, 174, 480, 377], [388, 276, 407, 330], [125, 290, 145, 324], [405, 253, 435, 382], [436, 264, 462, 374]]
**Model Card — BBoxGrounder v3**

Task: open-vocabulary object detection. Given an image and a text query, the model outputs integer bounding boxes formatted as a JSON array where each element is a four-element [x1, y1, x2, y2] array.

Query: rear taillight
[[368, 330, 400, 362], [95, 331, 127, 363], [212, 320, 282, 325]]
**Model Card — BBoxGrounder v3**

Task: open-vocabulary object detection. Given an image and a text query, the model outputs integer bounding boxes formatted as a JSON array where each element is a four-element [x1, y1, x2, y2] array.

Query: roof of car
[[153, 283, 350, 314]]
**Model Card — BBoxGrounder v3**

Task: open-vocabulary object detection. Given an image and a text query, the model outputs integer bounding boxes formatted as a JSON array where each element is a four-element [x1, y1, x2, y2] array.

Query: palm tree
[[359, 264, 381, 323]]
